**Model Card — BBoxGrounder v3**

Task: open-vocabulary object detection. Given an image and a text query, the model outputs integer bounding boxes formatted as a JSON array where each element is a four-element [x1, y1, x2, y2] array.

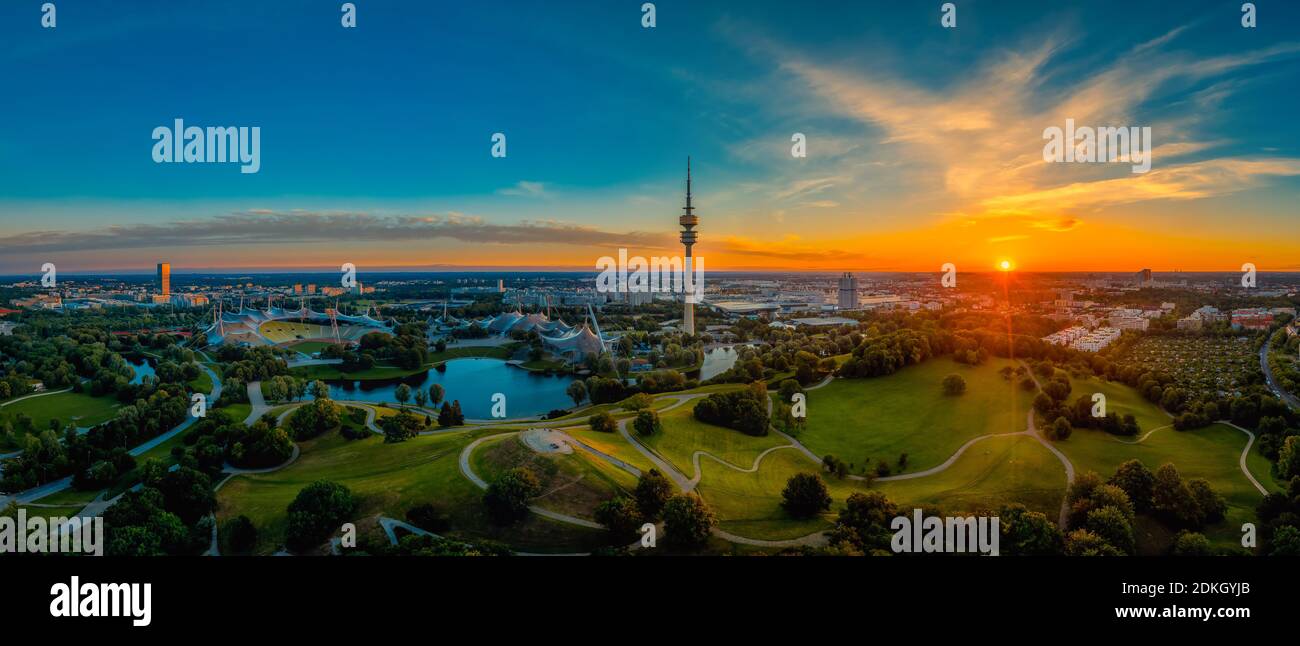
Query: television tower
[[679, 157, 699, 336]]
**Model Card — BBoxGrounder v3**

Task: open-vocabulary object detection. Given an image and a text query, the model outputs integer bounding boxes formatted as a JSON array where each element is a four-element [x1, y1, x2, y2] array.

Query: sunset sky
[[1, 0, 1298, 274]]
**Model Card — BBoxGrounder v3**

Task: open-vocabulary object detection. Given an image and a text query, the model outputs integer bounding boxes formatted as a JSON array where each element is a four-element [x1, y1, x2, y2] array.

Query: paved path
[[244, 380, 269, 426], [1112, 424, 1172, 444], [0, 386, 73, 409], [1261, 328, 1300, 411], [1018, 361, 1077, 527], [221, 444, 301, 475], [2, 364, 223, 506], [1219, 421, 1270, 496], [130, 363, 223, 457]]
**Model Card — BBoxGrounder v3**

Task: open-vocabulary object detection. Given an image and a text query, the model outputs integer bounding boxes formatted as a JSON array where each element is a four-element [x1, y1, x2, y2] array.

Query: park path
[[244, 380, 270, 426], [1, 364, 224, 506], [1112, 424, 1173, 444], [1219, 421, 1270, 496], [1017, 361, 1077, 527]]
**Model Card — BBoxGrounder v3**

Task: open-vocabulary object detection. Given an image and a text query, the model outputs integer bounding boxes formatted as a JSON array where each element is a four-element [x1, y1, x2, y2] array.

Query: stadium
[[202, 301, 395, 350]]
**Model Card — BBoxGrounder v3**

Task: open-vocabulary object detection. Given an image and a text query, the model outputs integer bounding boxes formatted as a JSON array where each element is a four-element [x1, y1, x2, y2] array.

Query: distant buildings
[[1231, 308, 1274, 330], [837, 272, 859, 310], [1110, 316, 1150, 331], [1043, 326, 1090, 346], [1072, 327, 1122, 352]]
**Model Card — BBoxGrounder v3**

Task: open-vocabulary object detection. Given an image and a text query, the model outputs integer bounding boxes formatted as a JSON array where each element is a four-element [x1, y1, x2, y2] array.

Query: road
[[1260, 328, 1300, 411]]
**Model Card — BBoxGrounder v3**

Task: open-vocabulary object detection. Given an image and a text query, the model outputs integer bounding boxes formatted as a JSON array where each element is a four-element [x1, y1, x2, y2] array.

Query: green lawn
[[639, 400, 789, 480], [873, 435, 1067, 519], [216, 427, 607, 554], [565, 427, 659, 474], [470, 433, 637, 522], [217, 403, 252, 425], [287, 341, 335, 356], [697, 447, 850, 540], [798, 358, 1028, 476], [187, 370, 214, 396], [1045, 374, 1275, 549], [0, 390, 123, 446]]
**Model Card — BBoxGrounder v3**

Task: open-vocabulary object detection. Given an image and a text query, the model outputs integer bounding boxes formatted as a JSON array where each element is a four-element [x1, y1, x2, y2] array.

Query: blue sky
[[1, 0, 1298, 272]]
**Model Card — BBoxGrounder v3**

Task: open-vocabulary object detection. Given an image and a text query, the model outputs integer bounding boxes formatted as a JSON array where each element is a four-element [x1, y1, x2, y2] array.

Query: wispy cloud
[[497, 181, 550, 198], [0, 210, 675, 255]]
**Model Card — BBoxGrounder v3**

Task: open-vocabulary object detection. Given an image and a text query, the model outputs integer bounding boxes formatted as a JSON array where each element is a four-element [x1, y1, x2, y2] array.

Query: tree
[[632, 410, 662, 437], [566, 380, 587, 407], [1152, 463, 1202, 528], [157, 467, 217, 525], [1277, 436, 1300, 481], [1269, 525, 1300, 556], [394, 384, 412, 407], [998, 504, 1063, 555], [594, 497, 642, 544], [1063, 529, 1124, 556], [781, 472, 832, 519], [414, 389, 427, 408], [1109, 459, 1155, 512], [1170, 530, 1213, 556], [1085, 506, 1135, 555], [634, 469, 673, 520], [308, 380, 331, 400], [285, 480, 357, 552], [941, 374, 966, 396], [382, 410, 422, 443], [778, 379, 803, 403], [663, 494, 715, 547], [483, 467, 541, 525], [1188, 478, 1226, 524], [828, 491, 900, 553], [428, 383, 445, 407], [286, 398, 342, 440], [589, 411, 617, 433], [1050, 416, 1072, 441], [223, 515, 258, 554]]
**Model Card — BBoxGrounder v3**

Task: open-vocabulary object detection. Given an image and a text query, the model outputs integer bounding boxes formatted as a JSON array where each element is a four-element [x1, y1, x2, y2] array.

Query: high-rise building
[[497, 279, 505, 293], [293, 284, 303, 294], [1135, 268, 1152, 288], [679, 157, 699, 336], [837, 272, 859, 309], [157, 263, 171, 296]]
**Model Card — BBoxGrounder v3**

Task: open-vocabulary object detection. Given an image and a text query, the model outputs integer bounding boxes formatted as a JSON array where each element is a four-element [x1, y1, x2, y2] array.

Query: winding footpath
[[1, 363, 223, 506]]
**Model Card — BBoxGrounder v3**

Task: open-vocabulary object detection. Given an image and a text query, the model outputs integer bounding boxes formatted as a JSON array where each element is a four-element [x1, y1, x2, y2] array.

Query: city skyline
[[2, 0, 1299, 274]]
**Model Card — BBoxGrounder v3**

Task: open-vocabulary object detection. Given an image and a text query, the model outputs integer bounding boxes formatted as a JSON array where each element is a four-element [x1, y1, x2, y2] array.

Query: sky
[[1, 0, 1298, 274]]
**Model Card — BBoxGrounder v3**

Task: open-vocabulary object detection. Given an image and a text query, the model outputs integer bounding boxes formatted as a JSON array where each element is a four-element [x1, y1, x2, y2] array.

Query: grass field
[[1048, 373, 1276, 549], [0, 390, 122, 446], [873, 435, 1067, 518], [471, 433, 638, 522], [565, 427, 659, 474], [639, 400, 789, 480], [798, 358, 1028, 476], [188, 370, 214, 396], [215, 427, 607, 554], [287, 340, 336, 356]]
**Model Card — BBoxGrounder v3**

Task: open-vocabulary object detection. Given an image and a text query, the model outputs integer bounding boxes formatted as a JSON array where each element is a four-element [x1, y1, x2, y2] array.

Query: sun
[[998, 259, 1014, 271]]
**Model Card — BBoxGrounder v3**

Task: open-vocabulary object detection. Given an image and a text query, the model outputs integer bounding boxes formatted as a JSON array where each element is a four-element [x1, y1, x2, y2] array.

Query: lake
[[323, 358, 575, 419], [128, 358, 156, 384]]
